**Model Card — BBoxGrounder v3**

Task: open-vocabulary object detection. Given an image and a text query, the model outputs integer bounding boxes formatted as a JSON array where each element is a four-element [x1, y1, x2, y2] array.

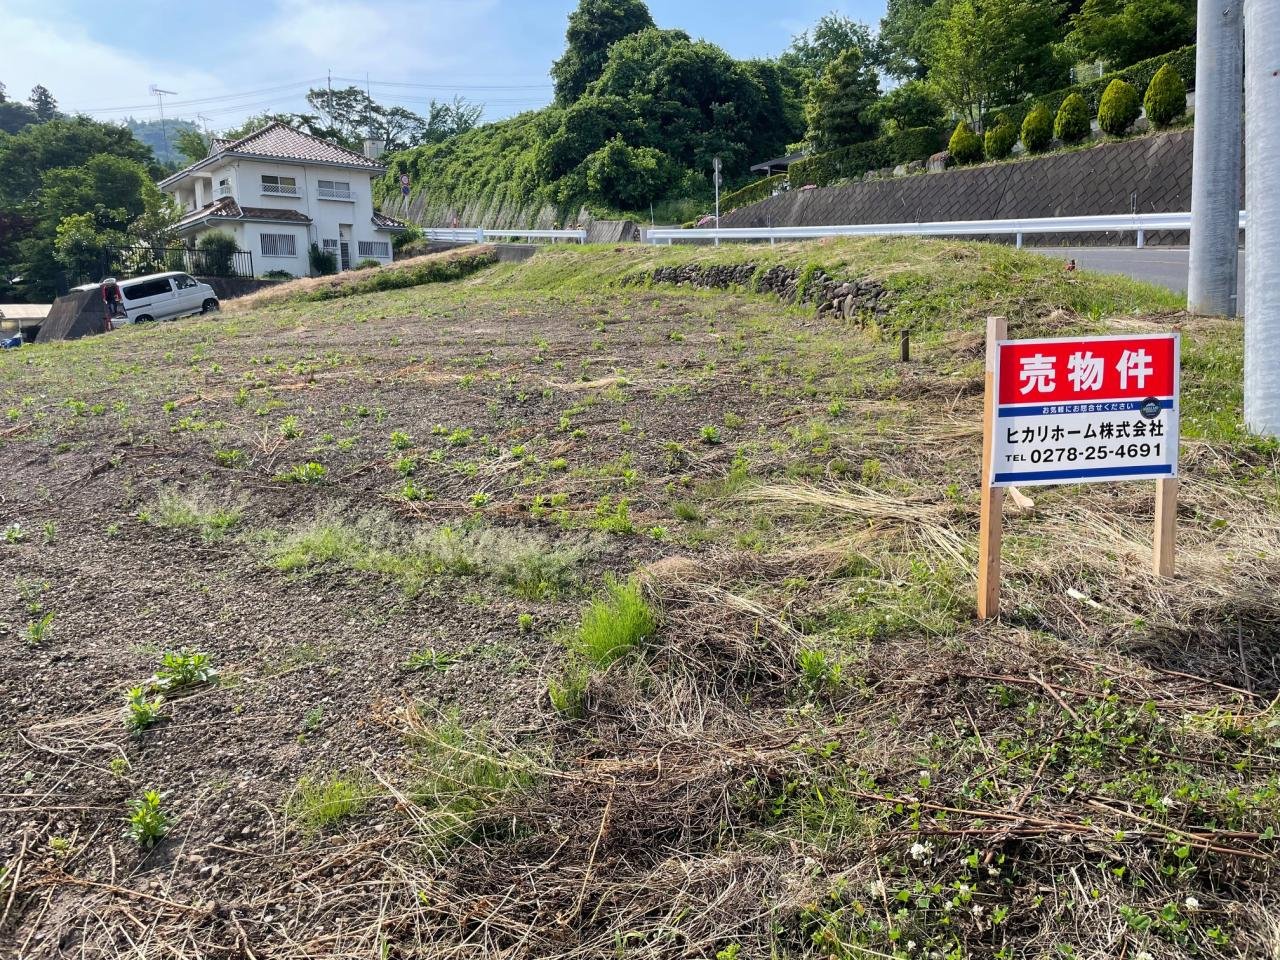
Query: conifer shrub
[[1054, 93, 1092, 144], [1021, 103, 1053, 153], [1144, 64, 1187, 128], [947, 121, 983, 165], [984, 122, 1017, 160], [1097, 79, 1141, 136]]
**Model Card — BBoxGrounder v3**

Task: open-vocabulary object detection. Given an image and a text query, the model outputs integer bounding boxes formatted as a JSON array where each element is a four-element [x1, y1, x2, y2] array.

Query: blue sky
[[2, 0, 888, 132]]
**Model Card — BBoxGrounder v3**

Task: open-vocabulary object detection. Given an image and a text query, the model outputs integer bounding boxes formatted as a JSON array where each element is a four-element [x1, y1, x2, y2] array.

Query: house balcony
[[261, 182, 300, 197], [214, 183, 234, 199], [317, 185, 354, 201]]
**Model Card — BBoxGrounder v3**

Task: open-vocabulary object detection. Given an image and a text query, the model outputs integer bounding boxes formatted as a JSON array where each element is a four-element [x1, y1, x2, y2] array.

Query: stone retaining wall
[[646, 263, 889, 319], [723, 130, 1243, 247]]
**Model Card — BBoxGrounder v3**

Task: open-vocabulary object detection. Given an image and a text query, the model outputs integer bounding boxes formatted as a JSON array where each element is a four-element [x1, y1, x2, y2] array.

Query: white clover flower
[[972, 904, 984, 917], [868, 879, 886, 898], [1135, 952, 1154, 960], [1184, 896, 1200, 911], [909, 841, 934, 861]]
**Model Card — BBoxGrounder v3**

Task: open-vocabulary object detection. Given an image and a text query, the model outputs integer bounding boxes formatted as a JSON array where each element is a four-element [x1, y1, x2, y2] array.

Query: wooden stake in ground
[[1153, 476, 1177, 577], [977, 315, 1007, 620]]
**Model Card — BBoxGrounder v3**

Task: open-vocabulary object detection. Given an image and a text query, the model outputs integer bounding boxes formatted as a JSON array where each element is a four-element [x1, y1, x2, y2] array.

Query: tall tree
[[550, 0, 655, 104], [931, 0, 1066, 123], [781, 13, 885, 83], [880, 0, 949, 80], [1064, 0, 1195, 68], [29, 84, 58, 122], [174, 128, 210, 165], [804, 47, 882, 151]]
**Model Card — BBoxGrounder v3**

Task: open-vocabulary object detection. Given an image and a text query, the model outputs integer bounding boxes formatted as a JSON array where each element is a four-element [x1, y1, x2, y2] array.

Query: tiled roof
[[208, 137, 232, 155], [174, 198, 312, 231], [372, 211, 410, 231], [222, 122, 384, 169]]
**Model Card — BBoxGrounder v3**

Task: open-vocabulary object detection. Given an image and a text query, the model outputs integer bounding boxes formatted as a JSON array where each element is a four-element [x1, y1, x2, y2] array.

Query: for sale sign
[[990, 332, 1179, 488]]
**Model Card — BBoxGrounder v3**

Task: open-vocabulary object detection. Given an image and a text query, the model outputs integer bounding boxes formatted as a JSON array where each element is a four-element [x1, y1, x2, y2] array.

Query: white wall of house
[[167, 156, 395, 277]]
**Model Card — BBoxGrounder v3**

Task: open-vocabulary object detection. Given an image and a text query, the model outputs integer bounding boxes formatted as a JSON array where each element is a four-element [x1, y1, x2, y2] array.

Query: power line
[[70, 78, 327, 114]]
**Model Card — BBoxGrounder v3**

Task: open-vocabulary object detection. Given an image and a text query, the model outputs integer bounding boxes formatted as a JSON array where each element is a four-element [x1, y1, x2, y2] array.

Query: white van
[[77, 273, 220, 324]]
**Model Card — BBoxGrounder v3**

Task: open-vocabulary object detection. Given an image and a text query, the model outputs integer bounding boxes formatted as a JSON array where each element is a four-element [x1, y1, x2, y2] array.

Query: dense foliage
[[1097, 78, 1141, 135], [0, 97, 178, 300], [1065, 0, 1195, 68], [947, 121, 983, 164], [1054, 92, 1093, 143], [551, 0, 655, 105], [1144, 63, 1188, 127], [788, 126, 947, 186], [983, 118, 1018, 159], [804, 48, 880, 152], [1020, 102, 1054, 153]]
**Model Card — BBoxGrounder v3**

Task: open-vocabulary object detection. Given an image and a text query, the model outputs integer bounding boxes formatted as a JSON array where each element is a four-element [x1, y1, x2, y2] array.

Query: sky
[[0, 0, 888, 132]]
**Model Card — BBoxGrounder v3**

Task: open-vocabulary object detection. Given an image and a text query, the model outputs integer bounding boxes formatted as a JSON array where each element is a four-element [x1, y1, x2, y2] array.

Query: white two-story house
[[161, 122, 407, 277]]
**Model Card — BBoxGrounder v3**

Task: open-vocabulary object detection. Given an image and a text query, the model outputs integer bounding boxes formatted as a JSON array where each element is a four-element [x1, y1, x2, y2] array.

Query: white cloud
[[0, 1, 230, 120]]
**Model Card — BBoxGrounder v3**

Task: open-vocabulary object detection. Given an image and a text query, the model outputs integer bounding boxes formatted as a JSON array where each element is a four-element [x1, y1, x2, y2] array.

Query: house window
[[260, 233, 297, 257], [358, 241, 391, 258], [322, 239, 339, 254], [260, 174, 298, 196], [317, 179, 353, 200]]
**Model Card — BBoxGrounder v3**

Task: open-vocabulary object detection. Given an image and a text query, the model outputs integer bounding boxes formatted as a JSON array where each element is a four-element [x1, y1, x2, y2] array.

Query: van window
[[122, 278, 173, 301], [174, 274, 199, 289]]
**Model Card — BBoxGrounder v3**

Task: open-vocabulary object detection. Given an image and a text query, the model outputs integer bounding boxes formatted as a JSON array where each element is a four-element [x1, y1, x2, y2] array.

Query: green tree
[[880, 0, 948, 80], [550, 0, 655, 105], [868, 80, 945, 133], [53, 212, 128, 280], [1065, 0, 1194, 68], [0, 117, 153, 207], [1143, 63, 1186, 127], [29, 84, 58, 123], [1020, 102, 1053, 152], [984, 117, 1018, 158], [584, 135, 678, 207], [948, 120, 983, 163], [1097, 78, 1140, 135], [1054, 91, 1092, 142], [804, 47, 881, 151], [174, 128, 210, 165], [780, 13, 884, 83], [931, 0, 1067, 123]]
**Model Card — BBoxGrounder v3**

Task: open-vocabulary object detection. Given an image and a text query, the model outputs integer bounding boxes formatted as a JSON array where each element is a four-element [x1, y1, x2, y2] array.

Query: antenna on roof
[[149, 84, 178, 152]]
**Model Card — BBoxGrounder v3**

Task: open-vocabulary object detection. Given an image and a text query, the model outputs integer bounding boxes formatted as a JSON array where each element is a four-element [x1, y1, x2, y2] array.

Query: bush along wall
[[986, 44, 1195, 138], [788, 126, 948, 187], [719, 174, 787, 213]]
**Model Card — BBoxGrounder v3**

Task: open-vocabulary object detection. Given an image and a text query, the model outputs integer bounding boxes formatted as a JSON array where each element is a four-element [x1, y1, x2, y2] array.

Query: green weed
[[123, 790, 170, 847]]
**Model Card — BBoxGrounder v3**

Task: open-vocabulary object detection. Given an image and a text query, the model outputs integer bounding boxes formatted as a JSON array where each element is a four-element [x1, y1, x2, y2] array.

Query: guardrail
[[645, 211, 1249, 248], [424, 227, 588, 244]]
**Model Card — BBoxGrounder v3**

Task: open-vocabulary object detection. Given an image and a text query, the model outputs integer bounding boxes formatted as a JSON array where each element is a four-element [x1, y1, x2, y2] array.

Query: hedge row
[[989, 44, 1195, 135], [720, 174, 787, 212], [789, 126, 949, 187]]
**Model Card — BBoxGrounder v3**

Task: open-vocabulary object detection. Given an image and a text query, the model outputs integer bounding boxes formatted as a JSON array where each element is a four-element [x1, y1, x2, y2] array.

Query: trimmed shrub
[[1098, 79, 1141, 136], [788, 126, 947, 187], [984, 123, 1017, 160], [1021, 103, 1053, 153], [309, 243, 337, 277], [1144, 64, 1187, 128], [948, 122, 983, 165], [1054, 93, 1092, 144], [196, 232, 239, 277], [720, 174, 786, 212], [354, 258, 382, 270]]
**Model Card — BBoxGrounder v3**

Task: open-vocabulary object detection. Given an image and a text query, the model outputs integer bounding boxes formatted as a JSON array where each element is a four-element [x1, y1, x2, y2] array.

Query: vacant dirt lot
[[1, 241, 1276, 959]]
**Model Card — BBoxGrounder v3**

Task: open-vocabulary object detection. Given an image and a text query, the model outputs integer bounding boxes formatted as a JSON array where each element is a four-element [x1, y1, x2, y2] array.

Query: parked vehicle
[[71, 272, 219, 324]]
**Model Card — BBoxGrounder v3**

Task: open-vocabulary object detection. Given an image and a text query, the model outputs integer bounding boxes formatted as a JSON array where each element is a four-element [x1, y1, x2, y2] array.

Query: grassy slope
[[1, 238, 1277, 960]]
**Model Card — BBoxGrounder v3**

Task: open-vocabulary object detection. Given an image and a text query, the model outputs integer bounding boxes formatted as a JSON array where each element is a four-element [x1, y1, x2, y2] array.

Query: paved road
[[1025, 246, 1245, 302]]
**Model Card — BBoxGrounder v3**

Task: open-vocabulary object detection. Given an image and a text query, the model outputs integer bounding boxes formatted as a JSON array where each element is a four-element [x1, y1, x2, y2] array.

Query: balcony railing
[[317, 185, 354, 200], [213, 183, 233, 199], [261, 182, 299, 196]]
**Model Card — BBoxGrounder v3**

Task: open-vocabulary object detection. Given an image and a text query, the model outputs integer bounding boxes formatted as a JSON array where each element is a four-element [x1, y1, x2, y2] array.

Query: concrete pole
[[1245, 0, 1280, 434], [1187, 0, 1243, 316]]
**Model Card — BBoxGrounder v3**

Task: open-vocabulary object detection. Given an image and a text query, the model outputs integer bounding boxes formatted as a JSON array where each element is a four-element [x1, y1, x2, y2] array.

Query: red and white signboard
[[989, 332, 1179, 488]]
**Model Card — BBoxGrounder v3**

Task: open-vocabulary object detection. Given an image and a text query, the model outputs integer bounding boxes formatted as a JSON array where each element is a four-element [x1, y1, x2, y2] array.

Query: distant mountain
[[123, 117, 201, 166]]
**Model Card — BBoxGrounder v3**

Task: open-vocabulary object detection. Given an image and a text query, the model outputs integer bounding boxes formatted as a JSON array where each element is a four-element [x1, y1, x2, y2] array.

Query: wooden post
[[977, 315, 1007, 620], [1153, 476, 1178, 577], [899, 329, 910, 362]]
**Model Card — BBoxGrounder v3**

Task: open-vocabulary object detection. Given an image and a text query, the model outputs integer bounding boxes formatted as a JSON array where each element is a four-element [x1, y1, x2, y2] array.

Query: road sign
[[400, 173, 410, 198], [989, 332, 1180, 488]]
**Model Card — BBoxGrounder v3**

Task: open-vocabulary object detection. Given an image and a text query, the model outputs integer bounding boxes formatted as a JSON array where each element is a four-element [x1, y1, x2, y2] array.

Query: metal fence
[[78, 247, 255, 286], [645, 211, 1249, 248], [423, 227, 588, 244]]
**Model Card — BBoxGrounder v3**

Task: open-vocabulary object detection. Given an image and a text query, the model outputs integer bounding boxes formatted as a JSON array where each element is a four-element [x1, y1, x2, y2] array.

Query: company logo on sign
[[990, 333, 1179, 487]]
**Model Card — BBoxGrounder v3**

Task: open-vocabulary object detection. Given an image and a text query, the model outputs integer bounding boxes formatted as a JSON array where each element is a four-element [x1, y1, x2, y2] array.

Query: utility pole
[[196, 113, 212, 151], [1187, 0, 1244, 316], [1244, 0, 1280, 434]]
